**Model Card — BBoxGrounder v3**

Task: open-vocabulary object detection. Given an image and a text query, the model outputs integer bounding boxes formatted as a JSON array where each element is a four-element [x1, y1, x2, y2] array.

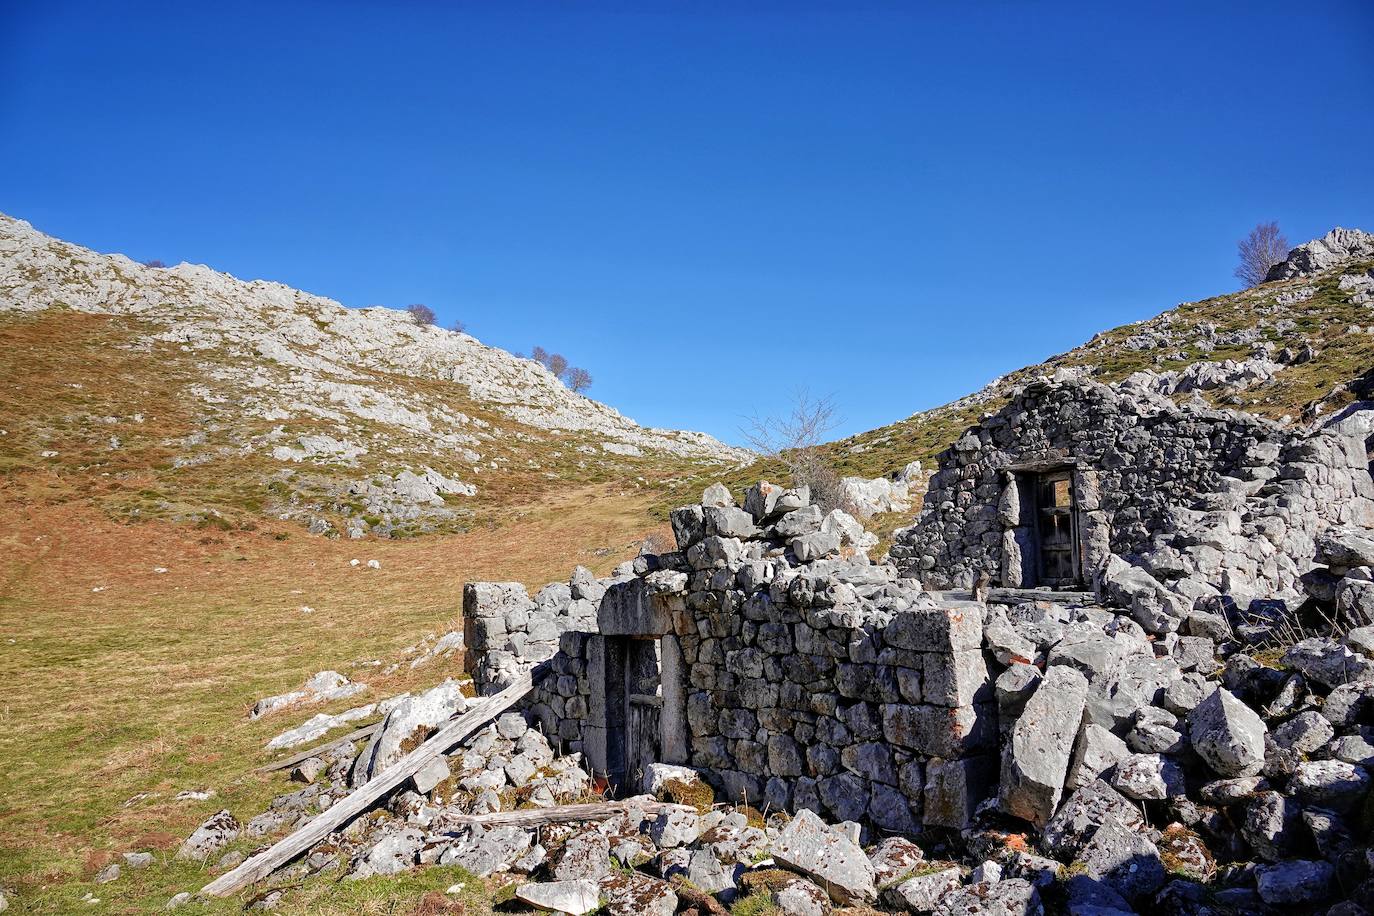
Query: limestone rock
[[1000, 665, 1089, 827], [772, 809, 877, 905], [175, 810, 239, 861], [1188, 688, 1266, 778], [515, 879, 600, 915], [1255, 859, 1337, 905], [351, 681, 467, 787]]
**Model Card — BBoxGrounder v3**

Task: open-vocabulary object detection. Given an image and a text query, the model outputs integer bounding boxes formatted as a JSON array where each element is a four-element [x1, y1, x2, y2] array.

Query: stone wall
[[463, 482, 999, 832], [890, 374, 1374, 604]]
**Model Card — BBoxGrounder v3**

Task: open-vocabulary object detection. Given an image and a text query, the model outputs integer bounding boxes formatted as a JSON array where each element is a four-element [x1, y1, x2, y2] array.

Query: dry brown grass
[[0, 482, 663, 912]]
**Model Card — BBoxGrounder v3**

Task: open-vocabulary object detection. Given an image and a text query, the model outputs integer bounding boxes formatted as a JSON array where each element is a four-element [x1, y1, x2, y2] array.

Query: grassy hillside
[[0, 491, 669, 913], [833, 258, 1374, 479], [2, 226, 1372, 911]]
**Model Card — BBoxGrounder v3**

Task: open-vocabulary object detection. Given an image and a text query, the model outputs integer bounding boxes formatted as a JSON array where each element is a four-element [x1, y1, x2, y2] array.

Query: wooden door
[[1035, 470, 1080, 587], [624, 638, 662, 794]]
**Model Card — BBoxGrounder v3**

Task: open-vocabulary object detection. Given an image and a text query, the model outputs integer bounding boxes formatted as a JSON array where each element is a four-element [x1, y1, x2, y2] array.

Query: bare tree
[[566, 367, 592, 392], [405, 303, 436, 325], [142, 259, 167, 268], [741, 390, 851, 512], [530, 345, 550, 366], [450, 319, 467, 334], [1235, 221, 1290, 288], [546, 353, 569, 377]]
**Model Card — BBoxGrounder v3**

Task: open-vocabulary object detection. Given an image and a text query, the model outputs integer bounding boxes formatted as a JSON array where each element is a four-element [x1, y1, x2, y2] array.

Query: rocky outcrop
[[1266, 227, 1374, 281]]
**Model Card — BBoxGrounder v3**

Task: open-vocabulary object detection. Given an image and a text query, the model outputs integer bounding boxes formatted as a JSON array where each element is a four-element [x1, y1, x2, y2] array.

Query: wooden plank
[[201, 664, 548, 898], [433, 800, 695, 830], [254, 722, 382, 773]]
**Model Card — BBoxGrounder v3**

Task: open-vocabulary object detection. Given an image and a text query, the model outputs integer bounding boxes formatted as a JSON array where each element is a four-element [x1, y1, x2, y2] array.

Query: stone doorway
[[1033, 468, 1081, 587], [604, 636, 663, 794]]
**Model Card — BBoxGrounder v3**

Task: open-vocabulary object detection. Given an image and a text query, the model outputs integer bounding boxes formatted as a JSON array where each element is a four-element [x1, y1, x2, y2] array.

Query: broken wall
[[891, 375, 1374, 604], [463, 485, 1000, 832]]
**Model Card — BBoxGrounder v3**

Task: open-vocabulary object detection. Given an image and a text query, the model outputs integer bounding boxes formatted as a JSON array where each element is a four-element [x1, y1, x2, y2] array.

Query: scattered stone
[[1188, 688, 1266, 777], [176, 810, 239, 861], [772, 809, 877, 905], [515, 879, 600, 914]]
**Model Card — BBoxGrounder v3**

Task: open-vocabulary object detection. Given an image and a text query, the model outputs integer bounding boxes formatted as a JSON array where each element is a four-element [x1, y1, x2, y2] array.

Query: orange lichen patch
[[1002, 833, 1031, 853]]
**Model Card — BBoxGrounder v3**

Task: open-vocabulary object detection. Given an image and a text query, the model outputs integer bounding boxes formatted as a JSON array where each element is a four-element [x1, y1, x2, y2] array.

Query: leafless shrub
[[742, 390, 854, 513], [1235, 221, 1289, 288], [566, 367, 592, 393], [450, 319, 467, 334], [405, 303, 437, 326], [142, 259, 167, 268]]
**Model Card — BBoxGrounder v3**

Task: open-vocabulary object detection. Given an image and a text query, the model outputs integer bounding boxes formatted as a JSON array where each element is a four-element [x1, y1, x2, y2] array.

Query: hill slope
[[827, 227, 1374, 485], [0, 214, 748, 538]]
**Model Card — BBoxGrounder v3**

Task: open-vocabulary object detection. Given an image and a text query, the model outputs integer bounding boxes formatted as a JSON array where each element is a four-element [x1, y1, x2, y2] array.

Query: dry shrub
[[742, 390, 856, 514]]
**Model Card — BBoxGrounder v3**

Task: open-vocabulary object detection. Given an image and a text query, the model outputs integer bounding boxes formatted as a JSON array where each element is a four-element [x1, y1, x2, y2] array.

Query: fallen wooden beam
[[201, 664, 548, 898], [434, 800, 696, 830], [255, 722, 382, 773]]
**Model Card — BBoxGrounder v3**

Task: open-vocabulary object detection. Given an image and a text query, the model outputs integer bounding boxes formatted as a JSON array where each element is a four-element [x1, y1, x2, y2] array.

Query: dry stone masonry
[[891, 373, 1374, 613], [466, 482, 1007, 834]]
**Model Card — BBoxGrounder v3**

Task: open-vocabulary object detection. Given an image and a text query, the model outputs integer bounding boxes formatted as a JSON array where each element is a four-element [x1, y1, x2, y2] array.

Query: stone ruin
[[452, 375, 1374, 911], [166, 372, 1374, 913], [890, 373, 1374, 605]]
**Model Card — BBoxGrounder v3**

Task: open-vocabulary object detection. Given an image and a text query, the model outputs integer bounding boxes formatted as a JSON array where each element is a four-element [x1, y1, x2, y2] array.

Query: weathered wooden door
[[1035, 469, 1080, 587], [624, 638, 662, 793]]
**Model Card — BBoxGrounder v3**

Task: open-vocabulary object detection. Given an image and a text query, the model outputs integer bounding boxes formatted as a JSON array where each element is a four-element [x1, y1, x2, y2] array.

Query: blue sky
[[3, 2, 1371, 445]]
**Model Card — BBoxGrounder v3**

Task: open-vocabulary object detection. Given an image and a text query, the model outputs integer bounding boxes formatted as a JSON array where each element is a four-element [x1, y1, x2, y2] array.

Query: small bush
[[405, 303, 436, 325], [566, 367, 593, 392], [1235, 221, 1289, 288], [742, 390, 856, 513], [142, 259, 167, 268]]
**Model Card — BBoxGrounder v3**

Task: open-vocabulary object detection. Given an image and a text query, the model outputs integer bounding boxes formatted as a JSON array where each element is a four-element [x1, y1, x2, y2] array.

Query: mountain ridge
[[0, 212, 749, 537]]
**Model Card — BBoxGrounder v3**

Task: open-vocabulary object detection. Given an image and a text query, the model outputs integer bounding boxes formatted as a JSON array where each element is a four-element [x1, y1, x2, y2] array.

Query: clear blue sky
[[3, 2, 1371, 445]]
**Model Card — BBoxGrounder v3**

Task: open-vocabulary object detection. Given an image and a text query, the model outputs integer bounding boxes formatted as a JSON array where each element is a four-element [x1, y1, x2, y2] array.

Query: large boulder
[[1188, 688, 1266, 778], [772, 809, 877, 905], [1000, 665, 1089, 827]]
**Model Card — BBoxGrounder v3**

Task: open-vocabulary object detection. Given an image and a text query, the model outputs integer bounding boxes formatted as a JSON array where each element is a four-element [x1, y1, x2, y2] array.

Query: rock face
[[772, 810, 877, 905], [1266, 227, 1374, 280]]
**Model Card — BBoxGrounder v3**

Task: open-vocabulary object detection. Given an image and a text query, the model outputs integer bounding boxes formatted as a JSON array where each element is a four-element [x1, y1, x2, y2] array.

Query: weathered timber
[[434, 800, 695, 830], [254, 722, 381, 773], [201, 664, 548, 898]]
